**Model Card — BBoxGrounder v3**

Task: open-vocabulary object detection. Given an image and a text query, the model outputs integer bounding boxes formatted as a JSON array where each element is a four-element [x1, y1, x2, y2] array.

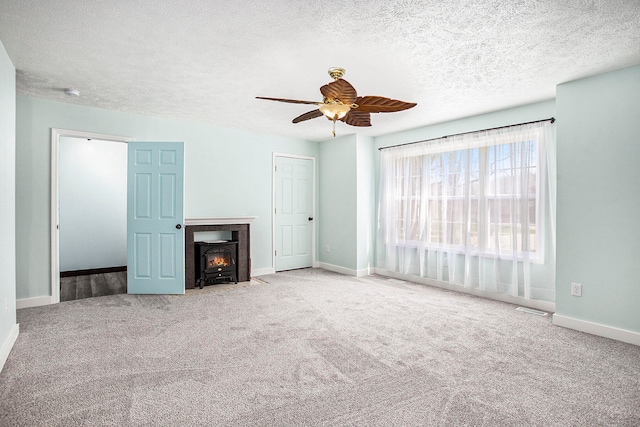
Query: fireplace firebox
[[196, 241, 238, 288]]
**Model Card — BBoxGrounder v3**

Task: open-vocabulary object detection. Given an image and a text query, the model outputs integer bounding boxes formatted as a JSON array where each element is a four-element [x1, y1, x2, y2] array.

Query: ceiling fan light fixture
[[319, 103, 351, 120]]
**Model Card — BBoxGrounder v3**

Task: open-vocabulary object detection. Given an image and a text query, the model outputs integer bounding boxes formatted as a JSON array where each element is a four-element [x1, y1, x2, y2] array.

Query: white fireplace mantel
[[184, 216, 256, 226]]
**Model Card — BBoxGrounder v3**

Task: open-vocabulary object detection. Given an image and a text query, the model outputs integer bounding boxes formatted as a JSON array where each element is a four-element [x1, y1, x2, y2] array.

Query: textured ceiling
[[1, 0, 639, 141]]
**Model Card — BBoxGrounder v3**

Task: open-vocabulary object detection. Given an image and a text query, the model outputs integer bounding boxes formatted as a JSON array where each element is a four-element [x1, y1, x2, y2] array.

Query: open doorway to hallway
[[51, 129, 132, 302]]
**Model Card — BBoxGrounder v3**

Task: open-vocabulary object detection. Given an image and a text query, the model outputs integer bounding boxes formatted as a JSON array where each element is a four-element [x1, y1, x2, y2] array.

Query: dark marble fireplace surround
[[185, 219, 253, 289]]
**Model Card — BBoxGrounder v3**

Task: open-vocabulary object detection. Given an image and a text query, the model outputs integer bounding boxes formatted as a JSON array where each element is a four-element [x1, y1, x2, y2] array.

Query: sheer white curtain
[[378, 121, 555, 302]]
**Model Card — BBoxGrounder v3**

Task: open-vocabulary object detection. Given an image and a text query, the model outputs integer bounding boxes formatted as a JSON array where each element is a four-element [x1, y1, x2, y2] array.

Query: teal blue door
[[127, 142, 185, 294], [275, 156, 314, 271]]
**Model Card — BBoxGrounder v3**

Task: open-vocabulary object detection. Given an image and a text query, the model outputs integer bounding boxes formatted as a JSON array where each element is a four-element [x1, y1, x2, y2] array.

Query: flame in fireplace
[[208, 256, 230, 268]]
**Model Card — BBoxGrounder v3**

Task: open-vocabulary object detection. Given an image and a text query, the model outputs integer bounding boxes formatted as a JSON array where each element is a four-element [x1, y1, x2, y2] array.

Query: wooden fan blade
[[256, 96, 320, 105], [292, 109, 323, 123], [320, 79, 357, 104], [340, 110, 371, 127], [354, 96, 417, 113]]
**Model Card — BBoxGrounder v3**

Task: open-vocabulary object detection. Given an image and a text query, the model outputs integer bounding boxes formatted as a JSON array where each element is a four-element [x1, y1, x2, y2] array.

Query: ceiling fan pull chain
[[332, 118, 337, 137]]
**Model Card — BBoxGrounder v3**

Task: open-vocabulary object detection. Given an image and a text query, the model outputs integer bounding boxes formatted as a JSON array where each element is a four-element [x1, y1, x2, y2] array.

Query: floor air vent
[[516, 307, 548, 316]]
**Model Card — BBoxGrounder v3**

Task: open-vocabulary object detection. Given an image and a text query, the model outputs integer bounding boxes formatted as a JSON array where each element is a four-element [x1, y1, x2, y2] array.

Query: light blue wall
[[317, 133, 376, 274], [556, 64, 640, 333], [15, 96, 318, 300], [318, 134, 358, 270], [0, 40, 17, 368]]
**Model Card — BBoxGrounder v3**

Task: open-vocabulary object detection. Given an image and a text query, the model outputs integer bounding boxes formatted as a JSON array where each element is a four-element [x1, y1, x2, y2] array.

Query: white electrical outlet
[[3, 298, 7, 314], [325, 245, 331, 253], [571, 282, 582, 297]]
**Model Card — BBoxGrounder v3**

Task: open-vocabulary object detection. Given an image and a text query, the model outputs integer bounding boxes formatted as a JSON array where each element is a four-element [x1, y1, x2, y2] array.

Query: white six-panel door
[[275, 156, 314, 271]]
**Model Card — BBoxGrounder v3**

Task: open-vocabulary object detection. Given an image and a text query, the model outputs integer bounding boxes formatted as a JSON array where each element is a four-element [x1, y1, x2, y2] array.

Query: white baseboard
[[553, 314, 640, 346], [318, 262, 356, 276], [355, 267, 373, 277], [16, 295, 54, 309], [0, 323, 19, 373], [251, 267, 276, 277], [317, 262, 371, 277], [373, 268, 556, 313]]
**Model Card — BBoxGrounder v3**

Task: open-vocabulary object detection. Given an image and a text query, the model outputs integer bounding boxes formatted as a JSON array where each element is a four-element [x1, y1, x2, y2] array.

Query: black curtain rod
[[378, 117, 555, 151]]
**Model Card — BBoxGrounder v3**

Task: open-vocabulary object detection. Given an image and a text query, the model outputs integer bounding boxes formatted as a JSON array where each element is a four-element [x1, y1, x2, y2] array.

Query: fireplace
[[196, 241, 238, 288], [185, 221, 252, 289]]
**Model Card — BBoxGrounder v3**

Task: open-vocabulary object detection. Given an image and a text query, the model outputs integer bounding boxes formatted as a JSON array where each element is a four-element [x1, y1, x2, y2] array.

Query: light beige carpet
[[2, 268, 639, 426]]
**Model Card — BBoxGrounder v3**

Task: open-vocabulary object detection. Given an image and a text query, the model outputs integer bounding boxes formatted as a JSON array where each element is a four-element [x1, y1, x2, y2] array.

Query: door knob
[[176, 224, 182, 229], [308, 217, 314, 221]]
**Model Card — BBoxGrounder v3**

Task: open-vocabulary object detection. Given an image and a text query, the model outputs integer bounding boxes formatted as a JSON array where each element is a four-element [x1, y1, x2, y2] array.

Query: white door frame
[[272, 153, 317, 273], [50, 128, 134, 304]]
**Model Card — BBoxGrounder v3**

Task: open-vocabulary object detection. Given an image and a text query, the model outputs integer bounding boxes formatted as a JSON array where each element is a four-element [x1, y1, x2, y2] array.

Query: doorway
[[50, 129, 133, 303], [272, 153, 316, 272]]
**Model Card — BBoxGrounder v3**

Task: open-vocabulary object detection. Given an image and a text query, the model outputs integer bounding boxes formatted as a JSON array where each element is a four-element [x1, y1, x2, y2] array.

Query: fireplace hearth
[[196, 241, 238, 288]]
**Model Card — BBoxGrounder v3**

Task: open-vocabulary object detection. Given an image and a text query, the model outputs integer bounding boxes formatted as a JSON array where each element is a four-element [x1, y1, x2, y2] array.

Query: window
[[382, 125, 546, 261], [378, 120, 555, 300]]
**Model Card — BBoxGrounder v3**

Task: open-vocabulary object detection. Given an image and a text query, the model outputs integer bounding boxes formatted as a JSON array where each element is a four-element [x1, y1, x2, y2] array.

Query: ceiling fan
[[256, 67, 417, 137]]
